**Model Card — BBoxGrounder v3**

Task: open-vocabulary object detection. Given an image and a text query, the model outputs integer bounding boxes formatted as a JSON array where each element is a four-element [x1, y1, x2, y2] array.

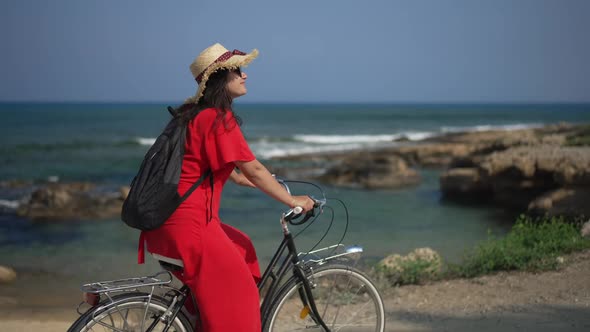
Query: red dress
[[138, 108, 261, 332]]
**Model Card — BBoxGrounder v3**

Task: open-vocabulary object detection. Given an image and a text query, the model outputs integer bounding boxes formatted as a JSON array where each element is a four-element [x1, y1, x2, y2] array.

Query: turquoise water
[[0, 102, 589, 290]]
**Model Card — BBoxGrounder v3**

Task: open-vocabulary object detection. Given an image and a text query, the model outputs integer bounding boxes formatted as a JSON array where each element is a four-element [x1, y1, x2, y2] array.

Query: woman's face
[[226, 68, 248, 99]]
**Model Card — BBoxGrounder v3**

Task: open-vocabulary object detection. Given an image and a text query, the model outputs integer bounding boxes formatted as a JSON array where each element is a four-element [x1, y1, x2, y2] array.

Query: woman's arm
[[234, 159, 314, 212], [229, 169, 256, 188]]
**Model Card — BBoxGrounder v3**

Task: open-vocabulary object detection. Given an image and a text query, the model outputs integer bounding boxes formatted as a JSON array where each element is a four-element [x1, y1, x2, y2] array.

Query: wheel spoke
[[72, 296, 190, 332], [266, 265, 385, 332]]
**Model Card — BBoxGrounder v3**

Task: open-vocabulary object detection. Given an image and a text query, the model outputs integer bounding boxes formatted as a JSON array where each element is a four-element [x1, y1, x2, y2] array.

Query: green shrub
[[566, 124, 590, 146], [456, 215, 590, 278], [397, 259, 441, 285], [375, 215, 590, 287]]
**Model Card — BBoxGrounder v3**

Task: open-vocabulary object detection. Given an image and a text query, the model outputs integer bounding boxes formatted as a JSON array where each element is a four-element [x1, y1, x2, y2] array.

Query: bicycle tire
[[264, 264, 385, 332], [67, 292, 192, 332]]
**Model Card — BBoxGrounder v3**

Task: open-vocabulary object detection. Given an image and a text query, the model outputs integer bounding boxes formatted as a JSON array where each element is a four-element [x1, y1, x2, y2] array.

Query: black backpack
[[121, 106, 212, 231]]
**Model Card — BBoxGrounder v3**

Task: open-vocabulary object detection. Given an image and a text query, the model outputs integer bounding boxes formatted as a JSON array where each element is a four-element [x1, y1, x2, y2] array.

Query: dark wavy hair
[[178, 68, 242, 129]]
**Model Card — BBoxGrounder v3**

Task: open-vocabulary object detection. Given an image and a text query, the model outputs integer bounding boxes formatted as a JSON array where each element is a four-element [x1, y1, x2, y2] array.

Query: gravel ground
[[382, 249, 590, 331]]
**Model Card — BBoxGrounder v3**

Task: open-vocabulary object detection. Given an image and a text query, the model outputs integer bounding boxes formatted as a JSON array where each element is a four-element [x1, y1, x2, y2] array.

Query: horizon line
[[1, 100, 590, 106]]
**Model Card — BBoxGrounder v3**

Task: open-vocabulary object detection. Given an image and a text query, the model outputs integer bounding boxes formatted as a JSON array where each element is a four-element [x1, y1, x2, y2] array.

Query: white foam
[[0, 199, 20, 210], [136, 137, 156, 146], [398, 131, 437, 141], [255, 143, 366, 159], [293, 133, 427, 144], [133, 123, 538, 160], [249, 131, 439, 158], [441, 123, 544, 133]]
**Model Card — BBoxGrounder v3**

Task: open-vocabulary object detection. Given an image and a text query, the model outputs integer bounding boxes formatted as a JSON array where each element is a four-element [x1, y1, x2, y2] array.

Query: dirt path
[[382, 249, 590, 331], [1, 250, 589, 331]]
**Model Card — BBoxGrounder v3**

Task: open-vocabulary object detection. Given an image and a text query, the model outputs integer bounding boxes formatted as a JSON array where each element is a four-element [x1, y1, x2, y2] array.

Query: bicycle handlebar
[[283, 197, 326, 225], [275, 176, 327, 225]]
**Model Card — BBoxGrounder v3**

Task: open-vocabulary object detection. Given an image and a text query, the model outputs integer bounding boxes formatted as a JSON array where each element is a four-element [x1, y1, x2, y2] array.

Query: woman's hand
[[290, 195, 315, 213]]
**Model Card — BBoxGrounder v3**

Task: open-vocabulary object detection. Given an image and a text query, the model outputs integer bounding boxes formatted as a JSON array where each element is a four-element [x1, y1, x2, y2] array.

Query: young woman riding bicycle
[[137, 43, 314, 331]]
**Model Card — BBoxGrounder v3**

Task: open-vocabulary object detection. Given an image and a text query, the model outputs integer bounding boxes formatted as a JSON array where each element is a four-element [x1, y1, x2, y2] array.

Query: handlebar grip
[[282, 197, 325, 225], [283, 206, 303, 222], [293, 209, 316, 225]]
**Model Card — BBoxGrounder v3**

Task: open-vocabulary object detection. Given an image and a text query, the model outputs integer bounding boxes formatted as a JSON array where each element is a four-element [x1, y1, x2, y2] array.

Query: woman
[[138, 43, 314, 331]]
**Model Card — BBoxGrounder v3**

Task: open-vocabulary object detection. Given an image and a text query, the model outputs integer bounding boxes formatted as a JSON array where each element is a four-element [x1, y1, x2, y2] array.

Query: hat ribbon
[[196, 49, 247, 83]]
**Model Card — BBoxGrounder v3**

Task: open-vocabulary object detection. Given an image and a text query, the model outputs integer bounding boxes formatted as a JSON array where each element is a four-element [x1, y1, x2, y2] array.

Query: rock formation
[[275, 122, 589, 217], [0, 265, 17, 283], [318, 154, 421, 189], [16, 182, 129, 221], [440, 146, 590, 216]]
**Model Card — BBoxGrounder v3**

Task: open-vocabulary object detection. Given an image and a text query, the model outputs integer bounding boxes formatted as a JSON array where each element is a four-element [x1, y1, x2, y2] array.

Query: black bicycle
[[67, 180, 386, 331]]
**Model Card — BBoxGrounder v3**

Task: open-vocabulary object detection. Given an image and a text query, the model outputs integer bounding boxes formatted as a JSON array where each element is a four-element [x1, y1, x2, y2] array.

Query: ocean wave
[[0, 199, 20, 210], [441, 123, 544, 133], [135, 137, 156, 146], [293, 132, 435, 144], [249, 132, 435, 158], [253, 143, 367, 159], [2, 139, 148, 153], [115, 123, 545, 159], [400, 132, 437, 141]]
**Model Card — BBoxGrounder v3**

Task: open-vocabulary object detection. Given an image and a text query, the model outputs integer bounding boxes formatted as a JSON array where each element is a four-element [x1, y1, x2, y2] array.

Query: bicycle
[[67, 180, 386, 332]]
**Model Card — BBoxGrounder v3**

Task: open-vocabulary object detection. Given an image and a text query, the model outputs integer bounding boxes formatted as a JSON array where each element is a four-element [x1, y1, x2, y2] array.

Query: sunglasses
[[231, 67, 242, 77]]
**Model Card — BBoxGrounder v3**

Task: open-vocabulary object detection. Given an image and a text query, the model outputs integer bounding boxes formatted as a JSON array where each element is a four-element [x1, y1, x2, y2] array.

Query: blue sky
[[1, 0, 589, 103]]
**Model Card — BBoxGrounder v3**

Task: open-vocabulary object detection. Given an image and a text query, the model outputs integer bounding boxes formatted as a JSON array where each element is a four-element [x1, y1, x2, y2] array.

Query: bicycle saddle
[[151, 253, 184, 272]]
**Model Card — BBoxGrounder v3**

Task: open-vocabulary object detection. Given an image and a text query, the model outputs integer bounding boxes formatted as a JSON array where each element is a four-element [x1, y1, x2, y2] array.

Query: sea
[[0, 102, 589, 306]]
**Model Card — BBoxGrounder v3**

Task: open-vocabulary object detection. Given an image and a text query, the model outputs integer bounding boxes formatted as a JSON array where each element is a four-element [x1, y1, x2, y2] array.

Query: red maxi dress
[[138, 108, 261, 332]]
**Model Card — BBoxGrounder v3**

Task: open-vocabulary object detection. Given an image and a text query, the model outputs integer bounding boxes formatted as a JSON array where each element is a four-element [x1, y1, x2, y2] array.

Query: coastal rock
[[480, 146, 590, 186], [272, 123, 588, 192], [16, 182, 125, 221], [0, 265, 17, 283], [393, 143, 476, 167], [439, 167, 489, 195], [441, 145, 590, 212], [318, 154, 421, 189], [527, 187, 590, 217]]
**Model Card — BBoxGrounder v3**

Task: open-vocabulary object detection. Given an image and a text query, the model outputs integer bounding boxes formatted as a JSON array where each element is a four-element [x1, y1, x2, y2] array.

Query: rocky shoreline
[[1, 122, 588, 222], [0, 181, 128, 221], [0, 122, 588, 222], [273, 122, 590, 218]]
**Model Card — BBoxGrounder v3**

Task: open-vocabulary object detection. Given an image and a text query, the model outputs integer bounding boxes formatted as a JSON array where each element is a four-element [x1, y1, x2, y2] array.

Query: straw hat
[[185, 43, 259, 104]]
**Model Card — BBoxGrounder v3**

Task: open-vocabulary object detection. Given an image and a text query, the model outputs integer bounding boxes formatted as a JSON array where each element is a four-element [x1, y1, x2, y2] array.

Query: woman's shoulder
[[192, 108, 238, 133], [196, 107, 217, 120], [191, 107, 218, 126]]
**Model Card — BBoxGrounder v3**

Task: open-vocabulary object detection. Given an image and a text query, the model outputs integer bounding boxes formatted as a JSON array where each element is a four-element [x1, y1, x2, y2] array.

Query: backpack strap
[[179, 169, 212, 203]]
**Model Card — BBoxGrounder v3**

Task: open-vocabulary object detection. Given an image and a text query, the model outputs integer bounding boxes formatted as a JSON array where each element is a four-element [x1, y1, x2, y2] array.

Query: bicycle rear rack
[[81, 271, 173, 294]]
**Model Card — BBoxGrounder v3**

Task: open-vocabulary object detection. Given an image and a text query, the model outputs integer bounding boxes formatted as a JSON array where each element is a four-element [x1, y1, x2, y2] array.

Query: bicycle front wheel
[[67, 293, 192, 332], [265, 264, 385, 332]]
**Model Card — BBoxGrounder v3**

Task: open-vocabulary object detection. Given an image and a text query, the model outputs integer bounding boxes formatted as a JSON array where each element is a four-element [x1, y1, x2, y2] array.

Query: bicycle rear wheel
[[67, 293, 192, 332], [265, 264, 385, 332]]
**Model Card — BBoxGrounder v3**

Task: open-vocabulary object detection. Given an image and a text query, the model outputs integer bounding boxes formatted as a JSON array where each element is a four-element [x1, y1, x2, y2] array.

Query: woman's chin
[[232, 90, 247, 99]]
